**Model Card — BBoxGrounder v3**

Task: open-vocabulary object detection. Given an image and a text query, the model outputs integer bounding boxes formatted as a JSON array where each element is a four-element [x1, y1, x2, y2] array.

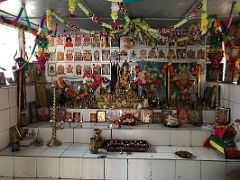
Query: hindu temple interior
[[0, 0, 240, 180]]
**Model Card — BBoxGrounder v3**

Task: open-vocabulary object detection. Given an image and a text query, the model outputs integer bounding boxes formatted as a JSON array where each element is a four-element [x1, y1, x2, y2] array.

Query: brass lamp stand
[[47, 82, 62, 147]]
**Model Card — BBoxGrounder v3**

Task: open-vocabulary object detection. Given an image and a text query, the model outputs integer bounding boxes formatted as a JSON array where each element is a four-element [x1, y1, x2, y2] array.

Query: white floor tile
[[128, 159, 151, 180], [8, 87, 17, 108], [0, 88, 9, 110], [105, 159, 127, 180], [170, 130, 191, 146], [201, 161, 226, 180], [14, 157, 36, 177], [0, 156, 14, 177], [150, 130, 170, 146], [61, 149, 86, 157], [0, 109, 10, 131], [176, 160, 200, 180], [36, 157, 59, 178], [59, 158, 81, 179], [81, 158, 104, 179], [151, 159, 175, 180], [9, 107, 17, 127], [0, 129, 10, 150]]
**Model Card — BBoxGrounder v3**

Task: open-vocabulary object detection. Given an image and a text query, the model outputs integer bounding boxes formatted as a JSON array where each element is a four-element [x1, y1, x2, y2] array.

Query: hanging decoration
[[173, 1, 203, 29], [77, 0, 112, 29], [225, 0, 236, 31], [111, 2, 120, 22], [1, 7, 23, 25], [68, 0, 77, 17], [201, 0, 208, 35], [208, 20, 224, 72], [46, 9, 53, 34]]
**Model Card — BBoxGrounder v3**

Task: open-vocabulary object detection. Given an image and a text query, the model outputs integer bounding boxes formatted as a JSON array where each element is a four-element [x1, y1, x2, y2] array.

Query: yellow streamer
[[69, 0, 77, 15], [46, 9, 53, 32], [201, 0, 208, 35]]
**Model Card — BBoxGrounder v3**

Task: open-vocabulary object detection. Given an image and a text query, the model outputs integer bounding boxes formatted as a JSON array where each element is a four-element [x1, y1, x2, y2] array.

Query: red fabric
[[204, 137, 212, 148], [213, 127, 227, 139], [225, 148, 240, 159]]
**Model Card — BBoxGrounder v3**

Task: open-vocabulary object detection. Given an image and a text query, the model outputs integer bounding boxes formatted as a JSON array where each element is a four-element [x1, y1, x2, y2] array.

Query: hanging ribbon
[[46, 9, 53, 33], [225, 0, 236, 31], [201, 0, 208, 35], [52, 11, 96, 34], [1, 7, 23, 25], [23, 5, 32, 30], [77, 0, 112, 29], [69, 0, 77, 17], [53, 23, 58, 37]]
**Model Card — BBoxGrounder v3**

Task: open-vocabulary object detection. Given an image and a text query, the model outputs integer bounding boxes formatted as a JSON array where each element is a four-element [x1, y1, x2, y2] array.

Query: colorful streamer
[[226, 0, 236, 30], [69, 0, 77, 16], [201, 0, 208, 35], [46, 9, 53, 33], [23, 5, 32, 30]]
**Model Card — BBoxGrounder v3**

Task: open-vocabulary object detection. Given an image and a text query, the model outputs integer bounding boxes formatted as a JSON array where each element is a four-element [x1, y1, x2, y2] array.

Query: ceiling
[[0, 0, 239, 33]]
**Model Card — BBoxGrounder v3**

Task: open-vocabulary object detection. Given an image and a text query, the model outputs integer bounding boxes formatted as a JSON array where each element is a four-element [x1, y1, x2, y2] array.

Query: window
[[0, 24, 19, 78], [25, 31, 36, 61]]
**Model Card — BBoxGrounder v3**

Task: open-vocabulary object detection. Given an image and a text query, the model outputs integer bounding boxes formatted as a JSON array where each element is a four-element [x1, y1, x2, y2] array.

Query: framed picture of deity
[[189, 109, 202, 126], [178, 108, 189, 124], [152, 110, 162, 123], [216, 107, 230, 125], [97, 111, 106, 122], [141, 109, 153, 123], [90, 113, 97, 122]]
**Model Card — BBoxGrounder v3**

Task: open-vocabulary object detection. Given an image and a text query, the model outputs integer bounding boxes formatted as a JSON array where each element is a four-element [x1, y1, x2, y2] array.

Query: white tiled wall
[[220, 84, 240, 121], [0, 87, 17, 150]]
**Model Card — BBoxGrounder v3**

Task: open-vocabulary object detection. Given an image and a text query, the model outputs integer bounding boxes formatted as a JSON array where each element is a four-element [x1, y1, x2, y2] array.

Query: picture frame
[[57, 108, 66, 122], [75, 63, 82, 76], [216, 107, 230, 125], [97, 111, 106, 122], [178, 108, 189, 124], [48, 63, 56, 76], [102, 49, 110, 61], [90, 113, 97, 122], [189, 109, 202, 125], [162, 109, 173, 122], [56, 63, 65, 75], [74, 36, 82, 47], [73, 112, 81, 123], [65, 111, 73, 122], [74, 50, 83, 61], [65, 49, 74, 61], [152, 110, 162, 123], [141, 109, 153, 123], [92, 63, 101, 75], [0, 72, 6, 86], [83, 50, 92, 61], [65, 63, 74, 76], [122, 109, 141, 119], [101, 63, 111, 76], [93, 49, 101, 61], [106, 109, 123, 122]]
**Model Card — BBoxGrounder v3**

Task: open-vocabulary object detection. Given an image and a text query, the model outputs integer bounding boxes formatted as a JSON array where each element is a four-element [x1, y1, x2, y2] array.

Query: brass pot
[[89, 138, 98, 154]]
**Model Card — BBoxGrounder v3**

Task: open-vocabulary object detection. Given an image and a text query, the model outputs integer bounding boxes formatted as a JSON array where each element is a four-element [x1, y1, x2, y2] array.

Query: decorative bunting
[[68, 0, 77, 17], [46, 9, 53, 33], [201, 0, 208, 35]]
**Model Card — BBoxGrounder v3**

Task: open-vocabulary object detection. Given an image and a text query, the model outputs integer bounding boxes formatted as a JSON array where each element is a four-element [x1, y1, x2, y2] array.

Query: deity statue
[[118, 61, 131, 90], [174, 63, 195, 100]]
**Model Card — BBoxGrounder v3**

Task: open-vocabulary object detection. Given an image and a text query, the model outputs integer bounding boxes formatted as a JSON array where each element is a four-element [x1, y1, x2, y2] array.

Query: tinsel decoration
[[201, 0, 208, 35], [36, 54, 49, 73], [46, 9, 53, 34], [69, 0, 77, 17], [225, 0, 236, 31]]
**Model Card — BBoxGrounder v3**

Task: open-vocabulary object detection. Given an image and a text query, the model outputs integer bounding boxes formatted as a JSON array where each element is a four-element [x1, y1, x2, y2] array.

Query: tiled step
[[27, 122, 212, 147], [0, 143, 239, 180]]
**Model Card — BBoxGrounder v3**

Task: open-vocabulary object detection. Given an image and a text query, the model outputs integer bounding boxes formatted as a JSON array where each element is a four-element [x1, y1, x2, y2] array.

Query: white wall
[[0, 86, 17, 150], [220, 84, 240, 121]]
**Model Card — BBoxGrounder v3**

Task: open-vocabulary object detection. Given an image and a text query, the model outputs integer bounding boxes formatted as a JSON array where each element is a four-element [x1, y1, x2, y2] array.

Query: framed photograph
[[92, 63, 101, 75], [83, 64, 92, 74], [93, 49, 101, 61], [65, 36, 74, 48], [141, 109, 153, 123], [56, 63, 65, 75], [138, 48, 148, 59], [111, 37, 120, 47], [74, 50, 83, 61], [83, 35, 91, 47], [102, 49, 110, 61], [65, 49, 74, 61], [122, 109, 140, 119], [101, 63, 111, 76], [157, 48, 167, 58], [48, 37, 55, 47], [130, 49, 138, 60], [92, 36, 100, 47], [178, 108, 189, 124], [177, 49, 186, 59], [73, 112, 81, 123], [48, 51, 56, 61], [48, 63, 56, 76], [0, 72, 6, 86], [162, 109, 173, 122], [97, 111, 106, 122], [197, 48, 206, 59], [65, 63, 74, 76], [56, 36, 64, 46], [110, 49, 120, 61], [153, 110, 162, 123], [148, 49, 157, 59], [189, 110, 202, 125], [106, 109, 123, 121], [216, 107, 230, 125], [83, 50, 92, 61], [187, 49, 196, 59], [65, 111, 72, 122], [56, 50, 64, 61], [75, 63, 82, 76], [90, 113, 97, 122], [167, 48, 176, 59], [74, 36, 82, 47]]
